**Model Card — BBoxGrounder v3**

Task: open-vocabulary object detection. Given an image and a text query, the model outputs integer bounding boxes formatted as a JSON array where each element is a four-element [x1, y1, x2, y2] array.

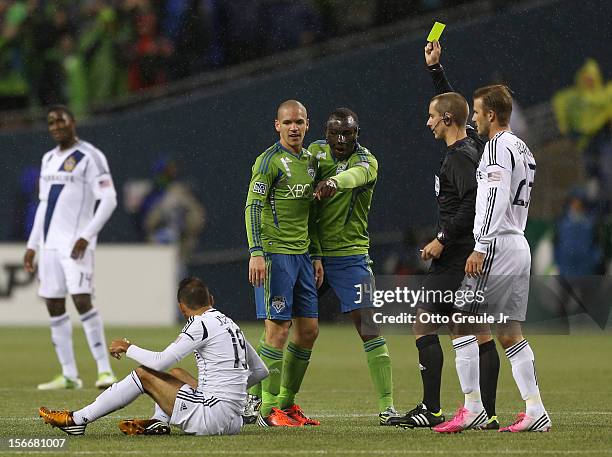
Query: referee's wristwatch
[[436, 230, 448, 245]]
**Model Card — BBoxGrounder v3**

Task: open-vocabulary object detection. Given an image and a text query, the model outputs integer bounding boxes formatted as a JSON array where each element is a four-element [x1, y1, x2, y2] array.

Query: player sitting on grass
[[39, 277, 269, 436]]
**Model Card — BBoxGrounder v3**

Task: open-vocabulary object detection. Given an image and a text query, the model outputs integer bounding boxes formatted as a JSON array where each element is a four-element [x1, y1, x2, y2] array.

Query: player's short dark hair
[[177, 277, 211, 310], [473, 85, 513, 126], [328, 107, 359, 126], [430, 92, 468, 127], [47, 104, 75, 121]]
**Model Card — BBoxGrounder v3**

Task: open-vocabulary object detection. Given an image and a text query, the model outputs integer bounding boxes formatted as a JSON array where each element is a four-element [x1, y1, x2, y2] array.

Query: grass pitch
[[0, 324, 611, 456]]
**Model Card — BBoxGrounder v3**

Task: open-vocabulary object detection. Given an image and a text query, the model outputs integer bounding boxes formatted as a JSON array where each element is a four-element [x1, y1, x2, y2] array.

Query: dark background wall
[[1, 0, 609, 318]]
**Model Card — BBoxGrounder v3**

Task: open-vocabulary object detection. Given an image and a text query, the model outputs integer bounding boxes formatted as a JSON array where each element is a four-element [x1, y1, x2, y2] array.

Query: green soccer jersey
[[245, 141, 318, 256], [308, 141, 378, 257]]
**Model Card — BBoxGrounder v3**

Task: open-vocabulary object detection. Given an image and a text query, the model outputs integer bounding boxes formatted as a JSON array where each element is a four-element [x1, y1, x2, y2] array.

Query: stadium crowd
[[0, 0, 474, 116]]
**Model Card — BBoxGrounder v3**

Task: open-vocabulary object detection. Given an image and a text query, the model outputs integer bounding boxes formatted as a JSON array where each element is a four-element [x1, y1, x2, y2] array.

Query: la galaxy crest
[[63, 156, 77, 172]]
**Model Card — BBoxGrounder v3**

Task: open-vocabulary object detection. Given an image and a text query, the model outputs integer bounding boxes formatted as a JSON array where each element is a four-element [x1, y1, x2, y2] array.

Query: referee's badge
[[435, 175, 440, 196]]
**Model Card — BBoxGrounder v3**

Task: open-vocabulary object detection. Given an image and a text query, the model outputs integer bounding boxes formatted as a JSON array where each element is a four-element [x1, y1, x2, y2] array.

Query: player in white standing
[[24, 105, 117, 390], [433, 85, 551, 433], [39, 277, 269, 436]]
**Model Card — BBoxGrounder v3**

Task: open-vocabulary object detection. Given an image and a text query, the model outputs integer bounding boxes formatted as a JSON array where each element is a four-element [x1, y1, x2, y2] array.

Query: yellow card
[[427, 22, 446, 42]]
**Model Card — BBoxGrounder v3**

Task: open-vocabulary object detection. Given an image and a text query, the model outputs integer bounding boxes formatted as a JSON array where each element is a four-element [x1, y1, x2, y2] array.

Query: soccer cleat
[[499, 411, 552, 432], [257, 407, 302, 427], [432, 407, 488, 433], [387, 403, 445, 428], [118, 419, 171, 435], [242, 394, 261, 424], [474, 415, 500, 430], [379, 406, 401, 425], [37, 375, 83, 390], [283, 404, 320, 426], [39, 407, 86, 436], [95, 372, 117, 389]]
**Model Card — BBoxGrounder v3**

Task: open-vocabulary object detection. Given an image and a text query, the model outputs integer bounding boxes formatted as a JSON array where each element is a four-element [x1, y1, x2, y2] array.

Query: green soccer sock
[[259, 343, 284, 417], [277, 342, 312, 410], [247, 330, 266, 398], [364, 336, 394, 412]]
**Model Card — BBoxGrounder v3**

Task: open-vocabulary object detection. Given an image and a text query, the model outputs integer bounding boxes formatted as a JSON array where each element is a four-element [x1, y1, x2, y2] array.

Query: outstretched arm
[[425, 41, 454, 94]]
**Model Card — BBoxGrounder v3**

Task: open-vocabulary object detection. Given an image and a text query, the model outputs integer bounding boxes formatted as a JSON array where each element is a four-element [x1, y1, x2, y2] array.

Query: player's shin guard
[[364, 337, 394, 412], [452, 336, 483, 413], [72, 370, 144, 425], [505, 339, 546, 418], [50, 313, 78, 380], [259, 343, 284, 417], [247, 330, 266, 399], [80, 308, 112, 374], [416, 334, 443, 413], [278, 342, 312, 410], [479, 339, 499, 418]]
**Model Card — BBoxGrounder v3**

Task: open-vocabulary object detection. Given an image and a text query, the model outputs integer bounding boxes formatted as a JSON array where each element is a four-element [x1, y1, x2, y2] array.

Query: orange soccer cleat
[[119, 419, 171, 435], [284, 404, 320, 426], [39, 407, 86, 435], [257, 407, 303, 427]]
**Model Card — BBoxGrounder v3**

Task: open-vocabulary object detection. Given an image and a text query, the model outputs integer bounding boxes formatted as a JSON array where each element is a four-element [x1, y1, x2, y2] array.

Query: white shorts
[[456, 235, 531, 321], [38, 249, 95, 298], [170, 385, 243, 436]]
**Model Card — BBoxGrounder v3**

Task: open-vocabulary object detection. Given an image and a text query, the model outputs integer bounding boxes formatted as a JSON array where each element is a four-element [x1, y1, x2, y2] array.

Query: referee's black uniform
[[419, 63, 485, 315]]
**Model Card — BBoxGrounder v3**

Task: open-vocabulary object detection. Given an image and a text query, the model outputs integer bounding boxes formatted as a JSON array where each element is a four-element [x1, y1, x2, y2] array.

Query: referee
[[390, 41, 500, 430]]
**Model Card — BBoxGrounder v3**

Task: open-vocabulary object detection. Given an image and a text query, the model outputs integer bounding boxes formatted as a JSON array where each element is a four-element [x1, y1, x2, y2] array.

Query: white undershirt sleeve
[[126, 334, 199, 371], [246, 341, 269, 388]]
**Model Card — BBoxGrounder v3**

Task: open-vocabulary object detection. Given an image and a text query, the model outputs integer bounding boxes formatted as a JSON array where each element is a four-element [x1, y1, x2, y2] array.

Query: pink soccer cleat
[[499, 412, 552, 432], [432, 407, 487, 433]]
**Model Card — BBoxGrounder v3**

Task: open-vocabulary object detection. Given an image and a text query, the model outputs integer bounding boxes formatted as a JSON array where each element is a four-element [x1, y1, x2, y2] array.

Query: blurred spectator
[[259, 0, 322, 55], [138, 158, 206, 268], [167, 0, 222, 79], [0, 0, 30, 110], [30, 3, 74, 107], [218, 0, 262, 65], [58, 33, 88, 117], [554, 188, 604, 276], [80, 2, 129, 104], [128, 11, 174, 91], [552, 59, 612, 183]]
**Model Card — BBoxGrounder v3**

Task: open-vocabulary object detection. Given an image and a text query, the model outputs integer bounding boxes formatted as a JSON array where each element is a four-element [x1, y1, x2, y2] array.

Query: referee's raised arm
[[425, 41, 454, 95]]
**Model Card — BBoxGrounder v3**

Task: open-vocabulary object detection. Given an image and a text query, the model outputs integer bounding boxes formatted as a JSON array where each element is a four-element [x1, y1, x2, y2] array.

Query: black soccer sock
[[416, 334, 443, 413], [479, 339, 500, 418]]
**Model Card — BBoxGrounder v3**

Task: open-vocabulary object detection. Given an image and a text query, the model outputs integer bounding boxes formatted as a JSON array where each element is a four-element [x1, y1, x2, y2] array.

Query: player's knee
[[266, 325, 290, 347], [135, 366, 150, 381], [72, 294, 93, 314], [45, 299, 66, 316], [298, 324, 319, 345], [169, 367, 185, 378]]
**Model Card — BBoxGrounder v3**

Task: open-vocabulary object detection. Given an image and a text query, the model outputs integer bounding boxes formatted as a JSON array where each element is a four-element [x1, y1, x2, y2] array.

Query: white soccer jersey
[[126, 309, 265, 407], [473, 131, 536, 253], [28, 140, 116, 252]]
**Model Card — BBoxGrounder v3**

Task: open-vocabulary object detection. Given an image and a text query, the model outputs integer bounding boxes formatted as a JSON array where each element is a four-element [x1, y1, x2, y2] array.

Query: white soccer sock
[[151, 403, 171, 423], [453, 335, 482, 413], [73, 371, 144, 425], [50, 313, 78, 380], [505, 339, 545, 417], [80, 308, 112, 374]]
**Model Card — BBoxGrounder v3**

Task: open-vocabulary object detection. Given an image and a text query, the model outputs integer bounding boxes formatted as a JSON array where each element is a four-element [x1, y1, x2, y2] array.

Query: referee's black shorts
[[417, 241, 474, 315]]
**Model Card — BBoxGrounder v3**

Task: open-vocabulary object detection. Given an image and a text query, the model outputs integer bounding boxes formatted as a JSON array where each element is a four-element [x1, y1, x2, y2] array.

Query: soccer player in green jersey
[[244, 100, 320, 427], [308, 108, 398, 425]]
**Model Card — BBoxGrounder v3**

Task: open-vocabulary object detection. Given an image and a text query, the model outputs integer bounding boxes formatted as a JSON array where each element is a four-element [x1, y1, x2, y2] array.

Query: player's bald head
[[277, 100, 307, 119]]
